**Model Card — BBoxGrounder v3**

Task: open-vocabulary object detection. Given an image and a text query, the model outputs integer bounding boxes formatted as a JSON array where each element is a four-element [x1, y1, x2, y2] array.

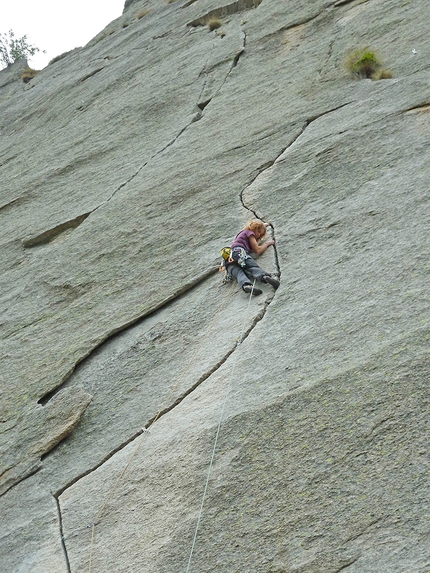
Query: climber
[[225, 219, 280, 296]]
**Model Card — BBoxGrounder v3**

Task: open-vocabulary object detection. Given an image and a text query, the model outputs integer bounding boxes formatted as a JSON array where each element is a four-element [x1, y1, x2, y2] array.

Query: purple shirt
[[231, 229, 256, 254]]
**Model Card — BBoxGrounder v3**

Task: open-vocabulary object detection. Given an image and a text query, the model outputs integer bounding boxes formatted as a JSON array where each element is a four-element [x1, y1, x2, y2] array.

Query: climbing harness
[[229, 246, 249, 267], [219, 246, 250, 284]]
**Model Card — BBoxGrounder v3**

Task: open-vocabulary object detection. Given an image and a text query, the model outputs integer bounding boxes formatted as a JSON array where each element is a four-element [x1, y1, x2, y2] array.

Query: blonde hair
[[244, 219, 266, 238]]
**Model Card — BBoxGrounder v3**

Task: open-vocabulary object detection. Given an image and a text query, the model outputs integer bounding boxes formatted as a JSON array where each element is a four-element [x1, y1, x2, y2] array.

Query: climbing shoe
[[262, 275, 280, 290], [242, 284, 263, 296]]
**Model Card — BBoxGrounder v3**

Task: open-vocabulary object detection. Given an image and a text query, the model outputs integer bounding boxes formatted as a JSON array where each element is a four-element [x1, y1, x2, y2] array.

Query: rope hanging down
[[87, 283, 236, 573], [185, 279, 257, 573]]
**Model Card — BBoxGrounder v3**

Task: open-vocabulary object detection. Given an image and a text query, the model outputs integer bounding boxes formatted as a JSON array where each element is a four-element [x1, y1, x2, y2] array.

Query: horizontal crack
[[334, 0, 363, 7], [187, 0, 263, 27]]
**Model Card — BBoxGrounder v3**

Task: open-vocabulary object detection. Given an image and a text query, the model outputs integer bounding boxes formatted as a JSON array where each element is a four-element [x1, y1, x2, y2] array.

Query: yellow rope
[[87, 282, 236, 572]]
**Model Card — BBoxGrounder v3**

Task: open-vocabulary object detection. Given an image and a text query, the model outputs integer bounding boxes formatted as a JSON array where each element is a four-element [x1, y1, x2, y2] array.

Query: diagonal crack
[[53, 289, 273, 569], [53, 21, 276, 548], [54, 225, 279, 566], [334, 556, 360, 572], [342, 518, 382, 544], [196, 28, 247, 112], [0, 195, 21, 211], [25, 25, 250, 255], [37, 266, 219, 406], [75, 38, 248, 222], [270, 102, 353, 166], [92, 119, 200, 211], [22, 212, 91, 248], [55, 149, 281, 514], [404, 102, 430, 114], [238, 103, 353, 274], [54, 290, 274, 499]]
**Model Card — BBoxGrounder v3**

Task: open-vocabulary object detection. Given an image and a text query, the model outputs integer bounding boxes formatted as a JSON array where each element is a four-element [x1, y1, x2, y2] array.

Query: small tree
[[0, 29, 43, 68]]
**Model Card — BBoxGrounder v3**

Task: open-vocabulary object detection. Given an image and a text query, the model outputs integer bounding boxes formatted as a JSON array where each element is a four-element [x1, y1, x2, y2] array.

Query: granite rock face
[[0, 0, 429, 572]]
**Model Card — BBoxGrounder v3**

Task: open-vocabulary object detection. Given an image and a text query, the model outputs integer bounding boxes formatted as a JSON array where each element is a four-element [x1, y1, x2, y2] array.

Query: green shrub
[[345, 47, 392, 80]]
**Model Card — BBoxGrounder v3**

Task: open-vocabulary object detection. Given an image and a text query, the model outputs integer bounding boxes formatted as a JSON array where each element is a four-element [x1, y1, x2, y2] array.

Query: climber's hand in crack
[[224, 219, 279, 295]]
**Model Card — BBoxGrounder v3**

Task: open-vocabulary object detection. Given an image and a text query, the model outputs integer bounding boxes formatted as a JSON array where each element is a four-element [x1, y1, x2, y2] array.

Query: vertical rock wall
[[0, 0, 429, 571]]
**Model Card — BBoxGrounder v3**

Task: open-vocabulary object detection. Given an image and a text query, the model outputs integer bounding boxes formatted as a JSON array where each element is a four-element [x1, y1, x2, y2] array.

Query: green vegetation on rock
[[345, 47, 393, 80]]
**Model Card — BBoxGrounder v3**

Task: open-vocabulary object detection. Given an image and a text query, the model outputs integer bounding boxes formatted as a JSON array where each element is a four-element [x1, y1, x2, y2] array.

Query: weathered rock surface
[[0, 0, 429, 571], [1, 385, 92, 496]]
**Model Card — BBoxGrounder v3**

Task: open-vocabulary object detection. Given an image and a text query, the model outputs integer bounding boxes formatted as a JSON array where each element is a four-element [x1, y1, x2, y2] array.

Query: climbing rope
[[185, 280, 257, 573], [87, 281, 237, 573]]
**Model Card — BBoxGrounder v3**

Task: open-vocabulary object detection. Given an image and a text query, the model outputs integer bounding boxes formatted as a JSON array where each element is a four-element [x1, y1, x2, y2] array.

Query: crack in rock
[[217, 29, 246, 93], [54, 290, 273, 499], [22, 212, 91, 248], [55, 496, 72, 573], [0, 195, 21, 211], [334, 0, 367, 7], [36, 266, 218, 407], [262, 11, 322, 43], [236, 107, 349, 272], [79, 68, 105, 83], [269, 102, 353, 165], [47, 32, 249, 239], [89, 68, 227, 214], [343, 518, 382, 543], [196, 28, 246, 112], [25, 90, 212, 249], [0, 387, 92, 497], [0, 460, 42, 497], [334, 556, 360, 572], [52, 129, 282, 561], [187, 0, 263, 28], [53, 167, 282, 510], [404, 102, 430, 114], [239, 141, 301, 277]]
